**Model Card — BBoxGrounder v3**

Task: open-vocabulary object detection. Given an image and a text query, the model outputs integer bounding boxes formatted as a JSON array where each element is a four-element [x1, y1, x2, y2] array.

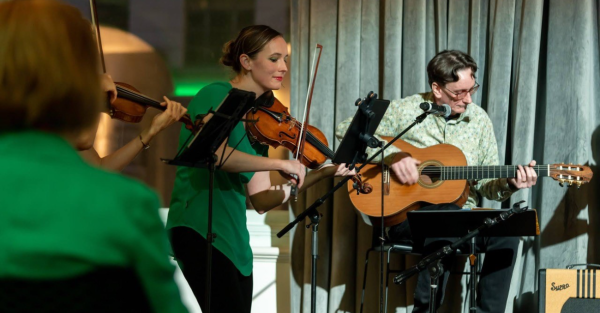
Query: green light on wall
[[173, 82, 211, 97]]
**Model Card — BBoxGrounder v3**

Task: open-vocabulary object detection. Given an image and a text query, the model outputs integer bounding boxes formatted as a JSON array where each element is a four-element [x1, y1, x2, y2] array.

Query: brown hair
[[427, 50, 478, 87], [220, 25, 283, 74], [0, 0, 103, 133]]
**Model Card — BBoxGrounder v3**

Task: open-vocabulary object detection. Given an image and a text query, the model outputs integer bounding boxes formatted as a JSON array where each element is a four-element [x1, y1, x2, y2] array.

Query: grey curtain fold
[[289, 0, 600, 312]]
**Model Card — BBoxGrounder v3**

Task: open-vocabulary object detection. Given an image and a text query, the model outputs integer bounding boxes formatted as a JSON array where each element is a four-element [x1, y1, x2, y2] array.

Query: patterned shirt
[[335, 92, 515, 208]]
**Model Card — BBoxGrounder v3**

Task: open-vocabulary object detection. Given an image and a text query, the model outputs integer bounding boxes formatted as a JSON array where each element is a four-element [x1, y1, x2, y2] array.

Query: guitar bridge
[[383, 165, 390, 195]]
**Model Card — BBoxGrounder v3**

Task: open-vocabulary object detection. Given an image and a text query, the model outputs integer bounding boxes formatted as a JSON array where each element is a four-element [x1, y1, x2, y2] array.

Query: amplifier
[[539, 268, 600, 313]]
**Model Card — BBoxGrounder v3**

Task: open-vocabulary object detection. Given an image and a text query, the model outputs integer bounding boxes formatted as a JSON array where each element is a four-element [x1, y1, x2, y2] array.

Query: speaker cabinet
[[539, 268, 600, 313]]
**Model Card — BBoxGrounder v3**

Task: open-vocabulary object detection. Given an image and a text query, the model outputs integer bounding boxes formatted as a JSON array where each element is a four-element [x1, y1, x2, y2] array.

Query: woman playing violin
[[167, 25, 354, 313], [77, 74, 188, 171]]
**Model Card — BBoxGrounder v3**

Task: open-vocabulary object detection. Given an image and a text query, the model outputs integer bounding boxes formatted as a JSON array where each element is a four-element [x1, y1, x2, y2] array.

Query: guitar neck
[[438, 165, 551, 180]]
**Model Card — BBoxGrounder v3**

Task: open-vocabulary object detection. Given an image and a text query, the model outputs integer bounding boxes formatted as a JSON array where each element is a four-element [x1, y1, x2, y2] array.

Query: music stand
[[396, 206, 539, 313], [162, 88, 257, 313], [278, 92, 389, 313], [333, 94, 390, 169], [407, 208, 539, 246]]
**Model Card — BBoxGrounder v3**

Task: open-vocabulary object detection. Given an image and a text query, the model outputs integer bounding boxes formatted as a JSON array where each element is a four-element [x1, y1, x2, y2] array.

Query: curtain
[[289, 0, 600, 312]]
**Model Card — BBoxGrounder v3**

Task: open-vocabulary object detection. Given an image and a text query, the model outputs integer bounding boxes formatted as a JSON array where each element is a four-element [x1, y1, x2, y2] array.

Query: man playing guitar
[[336, 50, 538, 313]]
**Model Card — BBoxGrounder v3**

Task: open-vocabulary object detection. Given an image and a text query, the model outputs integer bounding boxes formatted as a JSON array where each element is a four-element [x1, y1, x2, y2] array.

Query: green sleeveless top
[[167, 82, 268, 276]]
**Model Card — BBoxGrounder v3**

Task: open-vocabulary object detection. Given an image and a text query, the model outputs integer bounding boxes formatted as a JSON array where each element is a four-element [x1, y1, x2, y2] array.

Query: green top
[[0, 131, 187, 313], [167, 82, 268, 276], [336, 92, 515, 208]]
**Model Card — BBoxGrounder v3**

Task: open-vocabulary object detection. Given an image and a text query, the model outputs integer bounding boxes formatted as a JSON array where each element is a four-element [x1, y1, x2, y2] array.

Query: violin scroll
[[351, 173, 373, 195]]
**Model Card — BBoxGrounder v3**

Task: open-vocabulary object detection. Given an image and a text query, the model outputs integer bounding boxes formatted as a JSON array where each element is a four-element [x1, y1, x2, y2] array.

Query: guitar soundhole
[[419, 165, 442, 186]]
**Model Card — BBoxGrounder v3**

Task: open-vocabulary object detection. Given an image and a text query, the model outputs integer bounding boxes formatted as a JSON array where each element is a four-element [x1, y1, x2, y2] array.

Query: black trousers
[[388, 204, 519, 313], [169, 226, 253, 313]]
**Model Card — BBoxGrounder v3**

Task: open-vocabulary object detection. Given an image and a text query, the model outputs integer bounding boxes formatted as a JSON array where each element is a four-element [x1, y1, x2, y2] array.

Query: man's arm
[[474, 118, 537, 201]]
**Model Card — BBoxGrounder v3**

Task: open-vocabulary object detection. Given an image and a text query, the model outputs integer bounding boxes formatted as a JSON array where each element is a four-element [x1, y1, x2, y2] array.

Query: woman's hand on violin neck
[[277, 159, 306, 189], [147, 96, 188, 138], [100, 74, 117, 103]]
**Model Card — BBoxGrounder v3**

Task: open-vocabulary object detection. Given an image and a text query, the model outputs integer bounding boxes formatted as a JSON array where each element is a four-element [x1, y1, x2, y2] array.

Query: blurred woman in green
[[0, 1, 187, 312]]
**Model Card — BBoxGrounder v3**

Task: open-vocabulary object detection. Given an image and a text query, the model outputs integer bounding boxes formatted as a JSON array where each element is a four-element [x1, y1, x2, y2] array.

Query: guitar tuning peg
[[567, 181, 573, 187]]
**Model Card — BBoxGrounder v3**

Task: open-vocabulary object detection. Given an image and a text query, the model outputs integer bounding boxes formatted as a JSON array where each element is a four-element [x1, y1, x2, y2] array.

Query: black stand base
[[204, 155, 217, 313], [428, 260, 444, 313], [309, 211, 321, 313]]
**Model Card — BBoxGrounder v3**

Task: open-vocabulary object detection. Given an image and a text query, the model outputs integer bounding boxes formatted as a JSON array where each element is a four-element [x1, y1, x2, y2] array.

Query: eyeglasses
[[441, 82, 480, 100]]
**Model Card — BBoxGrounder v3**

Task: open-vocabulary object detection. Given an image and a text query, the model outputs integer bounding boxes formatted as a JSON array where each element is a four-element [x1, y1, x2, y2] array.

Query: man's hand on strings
[[508, 160, 538, 190], [278, 160, 306, 188], [390, 152, 421, 185]]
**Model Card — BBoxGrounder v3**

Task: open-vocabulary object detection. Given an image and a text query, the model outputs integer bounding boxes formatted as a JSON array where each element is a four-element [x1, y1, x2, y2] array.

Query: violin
[[108, 82, 199, 133], [88, 0, 198, 133], [247, 97, 329, 168], [246, 96, 372, 194]]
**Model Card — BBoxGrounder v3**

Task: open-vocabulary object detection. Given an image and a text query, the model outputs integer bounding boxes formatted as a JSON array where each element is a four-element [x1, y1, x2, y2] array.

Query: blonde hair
[[0, 0, 103, 133]]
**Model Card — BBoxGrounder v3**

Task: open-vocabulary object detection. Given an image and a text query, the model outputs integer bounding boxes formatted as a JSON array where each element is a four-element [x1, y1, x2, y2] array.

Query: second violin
[[109, 82, 199, 133]]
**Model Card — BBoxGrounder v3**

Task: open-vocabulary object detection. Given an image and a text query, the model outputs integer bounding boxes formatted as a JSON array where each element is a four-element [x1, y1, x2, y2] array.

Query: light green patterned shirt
[[335, 92, 515, 208]]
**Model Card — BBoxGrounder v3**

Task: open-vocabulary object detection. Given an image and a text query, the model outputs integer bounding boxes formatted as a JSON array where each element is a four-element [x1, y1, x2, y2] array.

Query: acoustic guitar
[[348, 137, 593, 226]]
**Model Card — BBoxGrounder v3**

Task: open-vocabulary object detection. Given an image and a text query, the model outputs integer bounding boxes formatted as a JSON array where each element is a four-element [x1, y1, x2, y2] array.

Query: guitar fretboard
[[426, 165, 552, 180]]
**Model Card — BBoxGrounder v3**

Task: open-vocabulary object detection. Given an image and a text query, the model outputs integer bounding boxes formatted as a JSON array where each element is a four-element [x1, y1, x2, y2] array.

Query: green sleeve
[[129, 187, 188, 313]]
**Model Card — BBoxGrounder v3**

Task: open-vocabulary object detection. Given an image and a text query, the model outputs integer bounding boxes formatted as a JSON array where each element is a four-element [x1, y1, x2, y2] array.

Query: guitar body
[[348, 138, 470, 227]]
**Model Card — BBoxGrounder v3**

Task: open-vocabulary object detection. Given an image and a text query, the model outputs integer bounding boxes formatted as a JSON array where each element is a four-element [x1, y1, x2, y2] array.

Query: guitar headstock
[[549, 164, 593, 188]]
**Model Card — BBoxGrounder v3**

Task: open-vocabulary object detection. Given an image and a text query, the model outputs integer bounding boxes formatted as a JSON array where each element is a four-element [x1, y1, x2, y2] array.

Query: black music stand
[[395, 205, 539, 313], [332, 94, 390, 169], [162, 88, 257, 313], [278, 92, 389, 313]]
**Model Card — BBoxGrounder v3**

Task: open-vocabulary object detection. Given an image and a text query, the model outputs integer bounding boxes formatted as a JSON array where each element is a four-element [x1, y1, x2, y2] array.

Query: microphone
[[499, 200, 528, 221], [420, 102, 451, 118], [484, 200, 528, 228]]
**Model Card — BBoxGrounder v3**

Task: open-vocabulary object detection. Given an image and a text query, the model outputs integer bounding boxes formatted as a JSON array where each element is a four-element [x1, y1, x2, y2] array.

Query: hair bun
[[220, 40, 237, 69]]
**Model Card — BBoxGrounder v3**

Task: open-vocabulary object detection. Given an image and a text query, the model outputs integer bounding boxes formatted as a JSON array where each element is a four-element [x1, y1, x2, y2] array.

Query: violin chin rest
[[255, 91, 275, 108]]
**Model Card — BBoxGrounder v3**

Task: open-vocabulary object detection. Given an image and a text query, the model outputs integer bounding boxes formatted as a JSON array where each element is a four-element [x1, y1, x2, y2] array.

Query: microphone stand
[[278, 105, 435, 313], [392, 201, 529, 313]]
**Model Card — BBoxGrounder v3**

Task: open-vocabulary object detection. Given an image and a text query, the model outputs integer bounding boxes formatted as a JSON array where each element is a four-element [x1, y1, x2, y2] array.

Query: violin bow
[[88, 0, 116, 114], [291, 44, 323, 198], [89, 0, 106, 73]]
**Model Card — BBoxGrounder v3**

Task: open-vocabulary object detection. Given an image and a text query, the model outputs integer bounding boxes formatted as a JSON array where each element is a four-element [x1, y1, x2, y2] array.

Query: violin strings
[[116, 86, 163, 110], [305, 131, 334, 158]]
